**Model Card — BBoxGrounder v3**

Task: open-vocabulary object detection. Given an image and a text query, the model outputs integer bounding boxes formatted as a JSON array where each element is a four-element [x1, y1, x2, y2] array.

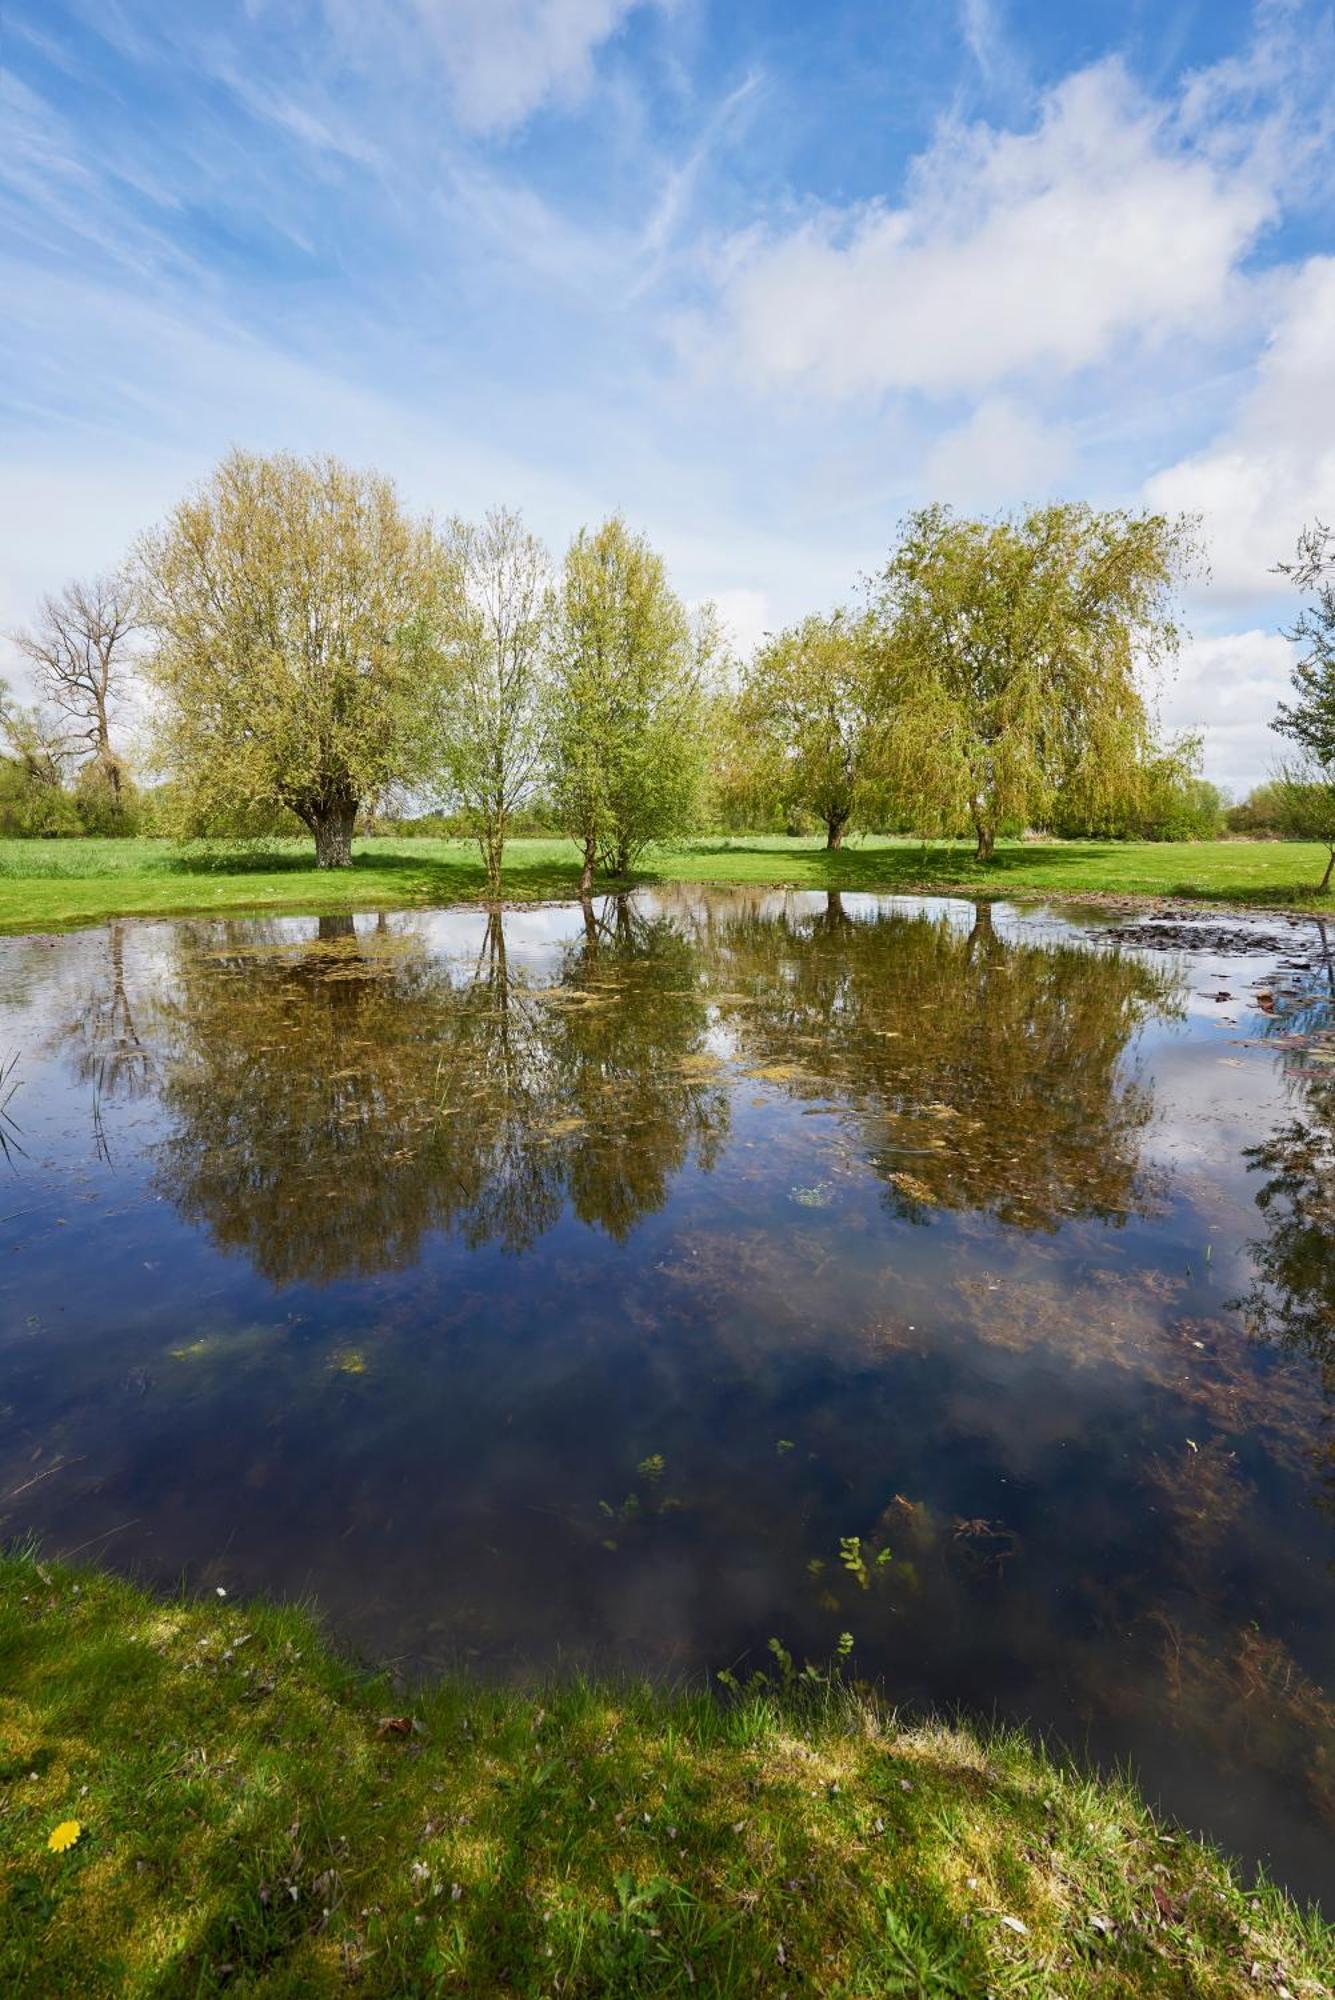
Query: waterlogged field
[[0, 888, 1332, 1904], [1, 832, 1335, 931]]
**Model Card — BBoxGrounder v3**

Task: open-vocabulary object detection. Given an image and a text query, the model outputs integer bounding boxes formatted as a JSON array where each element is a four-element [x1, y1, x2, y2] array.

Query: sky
[[2, 0, 1333, 796]]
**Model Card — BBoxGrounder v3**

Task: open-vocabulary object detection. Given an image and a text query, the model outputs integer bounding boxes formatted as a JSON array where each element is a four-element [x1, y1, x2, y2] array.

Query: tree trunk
[[973, 817, 995, 863], [826, 811, 849, 850], [1322, 848, 1335, 895], [317, 913, 357, 941], [579, 835, 596, 898], [303, 795, 359, 869]]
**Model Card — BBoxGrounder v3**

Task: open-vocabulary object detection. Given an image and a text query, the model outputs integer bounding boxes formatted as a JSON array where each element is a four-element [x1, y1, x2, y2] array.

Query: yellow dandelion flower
[[47, 1820, 82, 1853]]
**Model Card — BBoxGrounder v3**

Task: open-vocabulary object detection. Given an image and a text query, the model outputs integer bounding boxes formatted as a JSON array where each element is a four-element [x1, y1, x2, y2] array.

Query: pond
[[1, 888, 1332, 1903]]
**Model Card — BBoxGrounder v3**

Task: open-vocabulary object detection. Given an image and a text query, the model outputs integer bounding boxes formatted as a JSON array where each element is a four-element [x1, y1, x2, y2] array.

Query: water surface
[[1, 889, 1332, 1902]]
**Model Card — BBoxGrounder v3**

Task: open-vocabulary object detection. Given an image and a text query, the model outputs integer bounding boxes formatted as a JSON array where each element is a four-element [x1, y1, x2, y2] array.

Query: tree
[[1273, 521, 1335, 889], [137, 449, 452, 867], [435, 509, 551, 896], [872, 503, 1198, 860], [548, 517, 714, 895], [0, 678, 70, 792], [10, 572, 137, 810], [1227, 781, 1288, 835], [737, 610, 894, 849], [1269, 763, 1335, 892]]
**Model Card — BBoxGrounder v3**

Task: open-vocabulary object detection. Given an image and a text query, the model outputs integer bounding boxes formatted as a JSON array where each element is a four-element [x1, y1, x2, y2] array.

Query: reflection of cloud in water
[[1, 888, 1333, 1903]]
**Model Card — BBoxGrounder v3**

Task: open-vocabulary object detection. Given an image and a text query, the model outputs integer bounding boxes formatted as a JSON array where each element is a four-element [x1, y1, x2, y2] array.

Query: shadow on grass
[[664, 842, 1335, 907], [160, 846, 587, 903], [651, 841, 1101, 889]]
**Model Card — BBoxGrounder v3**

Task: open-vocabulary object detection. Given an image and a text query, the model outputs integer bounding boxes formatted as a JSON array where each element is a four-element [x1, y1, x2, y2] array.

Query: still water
[[1, 889, 1332, 1901]]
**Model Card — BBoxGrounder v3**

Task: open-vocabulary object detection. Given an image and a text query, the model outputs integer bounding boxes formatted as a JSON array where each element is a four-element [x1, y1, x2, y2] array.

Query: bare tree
[[11, 572, 137, 797]]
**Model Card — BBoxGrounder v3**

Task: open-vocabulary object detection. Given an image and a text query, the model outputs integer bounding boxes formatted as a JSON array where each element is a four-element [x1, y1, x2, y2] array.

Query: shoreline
[[3, 1550, 1331, 1995]]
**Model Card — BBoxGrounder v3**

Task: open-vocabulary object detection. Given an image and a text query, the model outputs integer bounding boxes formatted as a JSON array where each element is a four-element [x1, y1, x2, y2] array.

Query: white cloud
[[700, 59, 1273, 400], [923, 396, 1073, 508], [316, 0, 655, 136], [1159, 627, 1297, 795], [1146, 255, 1335, 603]]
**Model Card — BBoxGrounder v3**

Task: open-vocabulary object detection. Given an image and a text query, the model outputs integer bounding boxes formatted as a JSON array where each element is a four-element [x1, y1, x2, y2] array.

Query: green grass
[[0, 833, 1332, 932], [1, 1552, 1330, 1996]]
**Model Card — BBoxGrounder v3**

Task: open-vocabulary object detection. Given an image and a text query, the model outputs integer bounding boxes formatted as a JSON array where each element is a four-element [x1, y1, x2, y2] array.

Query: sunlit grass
[[0, 833, 1332, 933], [2, 1550, 1329, 1995]]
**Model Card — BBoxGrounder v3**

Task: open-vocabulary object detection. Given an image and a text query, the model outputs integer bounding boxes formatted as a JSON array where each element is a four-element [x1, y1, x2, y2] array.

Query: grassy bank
[[0, 834, 1333, 933], [1, 1553, 1329, 1996]]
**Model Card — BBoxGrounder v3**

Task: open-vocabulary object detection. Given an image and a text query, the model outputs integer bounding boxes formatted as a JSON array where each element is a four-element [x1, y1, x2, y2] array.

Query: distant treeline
[[4, 453, 1332, 883]]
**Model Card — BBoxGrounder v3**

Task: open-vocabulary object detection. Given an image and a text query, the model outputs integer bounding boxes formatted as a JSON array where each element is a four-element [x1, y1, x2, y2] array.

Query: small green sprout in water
[[767, 1636, 795, 1682], [840, 1536, 870, 1590], [636, 1454, 665, 1485], [789, 1181, 834, 1208], [836, 1630, 855, 1660], [776, 1439, 795, 1455]]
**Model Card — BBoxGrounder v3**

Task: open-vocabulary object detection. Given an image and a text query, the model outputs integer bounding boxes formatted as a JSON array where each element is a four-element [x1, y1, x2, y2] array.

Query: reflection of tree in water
[[148, 901, 728, 1283], [715, 895, 1172, 1230], [1242, 923, 1335, 1378]]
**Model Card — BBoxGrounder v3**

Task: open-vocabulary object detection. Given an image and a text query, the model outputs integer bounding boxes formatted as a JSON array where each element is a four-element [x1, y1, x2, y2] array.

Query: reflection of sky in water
[[0, 892, 1332, 1905]]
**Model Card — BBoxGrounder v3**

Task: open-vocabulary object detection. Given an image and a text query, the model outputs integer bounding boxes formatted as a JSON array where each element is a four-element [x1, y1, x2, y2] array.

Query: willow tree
[[548, 517, 714, 894], [737, 609, 893, 848], [435, 508, 552, 895], [873, 503, 1198, 860], [138, 450, 451, 866]]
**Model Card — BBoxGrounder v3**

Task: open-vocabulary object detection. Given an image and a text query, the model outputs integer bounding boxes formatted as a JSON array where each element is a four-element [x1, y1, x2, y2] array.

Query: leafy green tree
[[548, 517, 714, 893], [1051, 733, 1224, 840], [1227, 781, 1288, 835], [0, 679, 81, 834], [872, 503, 1198, 859], [1273, 522, 1335, 890], [737, 610, 894, 849], [436, 509, 552, 895], [1269, 764, 1335, 891], [137, 450, 452, 867]]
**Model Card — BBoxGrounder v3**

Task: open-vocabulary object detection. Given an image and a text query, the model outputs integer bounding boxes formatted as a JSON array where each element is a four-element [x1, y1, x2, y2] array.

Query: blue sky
[[2, 0, 1333, 791]]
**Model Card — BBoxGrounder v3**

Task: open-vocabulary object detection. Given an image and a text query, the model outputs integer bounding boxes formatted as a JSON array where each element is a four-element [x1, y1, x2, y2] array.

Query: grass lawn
[[2, 1551, 1330, 1997], [0, 833, 1332, 932]]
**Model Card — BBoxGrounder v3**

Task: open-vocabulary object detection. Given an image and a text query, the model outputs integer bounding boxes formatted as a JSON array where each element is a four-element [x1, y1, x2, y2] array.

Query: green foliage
[[137, 449, 452, 867], [1274, 520, 1335, 768], [1268, 764, 1335, 890], [873, 502, 1199, 859], [548, 517, 715, 888], [0, 761, 81, 838], [737, 610, 894, 848], [1052, 735, 1225, 840], [72, 761, 142, 837], [434, 508, 552, 895], [1270, 524, 1335, 889], [1227, 782, 1289, 835]]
